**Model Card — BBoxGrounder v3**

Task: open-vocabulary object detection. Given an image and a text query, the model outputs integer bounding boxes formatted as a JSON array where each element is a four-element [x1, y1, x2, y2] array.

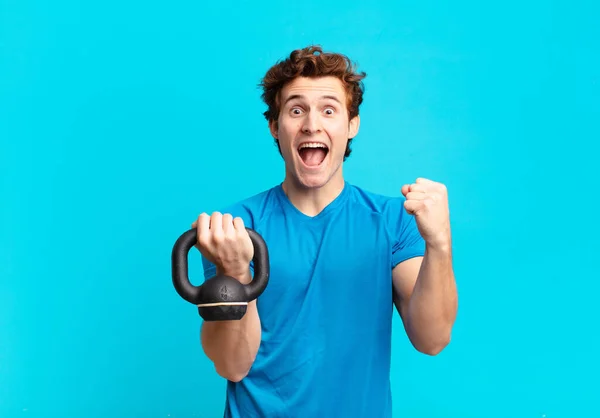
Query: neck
[[281, 170, 345, 217]]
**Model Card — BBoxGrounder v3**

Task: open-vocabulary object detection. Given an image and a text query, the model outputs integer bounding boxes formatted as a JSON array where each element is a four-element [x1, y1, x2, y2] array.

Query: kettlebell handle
[[171, 227, 270, 305]]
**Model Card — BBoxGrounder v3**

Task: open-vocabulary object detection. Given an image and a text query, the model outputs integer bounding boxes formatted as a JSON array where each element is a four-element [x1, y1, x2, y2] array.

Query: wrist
[[425, 234, 452, 254], [217, 266, 252, 284]]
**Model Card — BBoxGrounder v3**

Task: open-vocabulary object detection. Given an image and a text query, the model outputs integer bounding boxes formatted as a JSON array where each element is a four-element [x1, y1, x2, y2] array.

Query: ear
[[269, 119, 278, 139], [348, 115, 360, 138]]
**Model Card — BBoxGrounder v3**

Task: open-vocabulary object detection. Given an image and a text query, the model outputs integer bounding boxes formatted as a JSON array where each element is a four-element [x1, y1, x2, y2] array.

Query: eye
[[290, 107, 303, 115], [324, 107, 335, 115]]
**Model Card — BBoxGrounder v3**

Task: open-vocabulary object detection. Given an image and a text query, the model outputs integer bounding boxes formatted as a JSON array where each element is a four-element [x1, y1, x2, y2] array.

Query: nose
[[302, 111, 321, 135]]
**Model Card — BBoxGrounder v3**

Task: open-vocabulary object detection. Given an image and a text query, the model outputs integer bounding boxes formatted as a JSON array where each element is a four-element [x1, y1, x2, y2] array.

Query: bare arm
[[193, 212, 262, 382], [200, 268, 262, 382], [392, 242, 458, 355]]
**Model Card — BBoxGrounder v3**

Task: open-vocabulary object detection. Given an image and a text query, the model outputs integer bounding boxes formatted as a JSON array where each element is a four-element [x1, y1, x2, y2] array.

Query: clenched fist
[[192, 212, 254, 283], [401, 178, 451, 250]]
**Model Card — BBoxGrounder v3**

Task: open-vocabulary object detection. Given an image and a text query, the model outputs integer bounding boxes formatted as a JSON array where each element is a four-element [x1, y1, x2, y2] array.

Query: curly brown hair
[[259, 45, 367, 160]]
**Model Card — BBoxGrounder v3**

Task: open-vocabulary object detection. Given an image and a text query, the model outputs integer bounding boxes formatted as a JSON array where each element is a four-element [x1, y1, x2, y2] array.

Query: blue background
[[1, 0, 598, 417]]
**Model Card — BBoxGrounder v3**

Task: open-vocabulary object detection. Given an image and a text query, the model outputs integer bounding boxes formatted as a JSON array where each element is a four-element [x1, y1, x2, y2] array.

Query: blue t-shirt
[[201, 181, 425, 418]]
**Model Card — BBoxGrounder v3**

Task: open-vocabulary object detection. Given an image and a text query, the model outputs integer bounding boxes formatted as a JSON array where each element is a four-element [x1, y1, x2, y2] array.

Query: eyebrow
[[283, 94, 342, 105]]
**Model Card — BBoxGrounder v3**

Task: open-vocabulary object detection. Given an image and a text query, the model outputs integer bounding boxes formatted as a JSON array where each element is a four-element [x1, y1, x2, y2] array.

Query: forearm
[[200, 269, 261, 381], [405, 243, 458, 354]]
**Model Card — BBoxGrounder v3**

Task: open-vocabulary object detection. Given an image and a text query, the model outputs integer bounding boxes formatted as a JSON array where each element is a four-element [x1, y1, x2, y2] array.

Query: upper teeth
[[299, 142, 327, 149]]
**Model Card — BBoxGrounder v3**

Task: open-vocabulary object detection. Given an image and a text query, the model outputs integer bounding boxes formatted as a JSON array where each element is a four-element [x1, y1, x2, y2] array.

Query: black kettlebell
[[171, 227, 270, 321]]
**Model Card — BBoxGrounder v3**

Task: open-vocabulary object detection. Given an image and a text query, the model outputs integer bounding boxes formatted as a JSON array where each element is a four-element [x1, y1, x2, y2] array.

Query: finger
[[404, 199, 424, 215], [408, 183, 427, 193], [401, 184, 410, 196], [210, 212, 224, 241], [406, 192, 428, 201], [234, 218, 251, 244], [196, 213, 210, 245], [222, 213, 234, 235], [192, 213, 203, 228], [416, 177, 435, 185], [233, 216, 246, 232]]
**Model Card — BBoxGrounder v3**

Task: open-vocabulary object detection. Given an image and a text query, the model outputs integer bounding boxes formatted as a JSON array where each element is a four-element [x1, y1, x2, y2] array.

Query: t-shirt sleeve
[[384, 197, 426, 269]]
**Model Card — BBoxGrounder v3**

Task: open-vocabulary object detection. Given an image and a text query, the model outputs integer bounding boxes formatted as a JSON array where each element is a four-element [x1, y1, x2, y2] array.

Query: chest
[[254, 216, 394, 328]]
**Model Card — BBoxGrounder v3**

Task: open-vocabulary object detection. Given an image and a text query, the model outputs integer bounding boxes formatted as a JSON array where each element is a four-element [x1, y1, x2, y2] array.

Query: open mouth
[[297, 142, 329, 167]]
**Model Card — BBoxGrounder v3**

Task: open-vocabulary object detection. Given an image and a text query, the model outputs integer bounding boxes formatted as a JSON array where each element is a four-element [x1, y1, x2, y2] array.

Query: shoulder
[[345, 183, 423, 254], [347, 184, 425, 268], [345, 183, 409, 224]]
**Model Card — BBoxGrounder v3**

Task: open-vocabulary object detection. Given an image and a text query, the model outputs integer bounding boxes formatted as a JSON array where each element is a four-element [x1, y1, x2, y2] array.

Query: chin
[[292, 160, 343, 190], [295, 175, 330, 189]]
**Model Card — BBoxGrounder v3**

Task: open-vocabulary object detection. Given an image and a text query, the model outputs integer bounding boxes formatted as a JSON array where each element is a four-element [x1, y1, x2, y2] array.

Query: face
[[270, 76, 360, 190]]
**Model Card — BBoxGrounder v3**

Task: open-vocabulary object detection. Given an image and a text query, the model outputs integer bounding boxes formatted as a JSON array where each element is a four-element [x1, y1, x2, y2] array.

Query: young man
[[192, 45, 458, 418]]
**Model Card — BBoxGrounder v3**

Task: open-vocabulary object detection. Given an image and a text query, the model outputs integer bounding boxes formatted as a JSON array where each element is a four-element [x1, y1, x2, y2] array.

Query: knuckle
[[212, 236, 224, 247], [197, 235, 209, 248], [211, 228, 224, 241], [224, 230, 236, 242]]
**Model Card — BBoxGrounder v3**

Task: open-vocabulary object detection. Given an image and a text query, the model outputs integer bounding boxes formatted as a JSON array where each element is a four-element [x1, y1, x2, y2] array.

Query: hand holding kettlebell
[[172, 212, 270, 322], [192, 212, 254, 284]]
